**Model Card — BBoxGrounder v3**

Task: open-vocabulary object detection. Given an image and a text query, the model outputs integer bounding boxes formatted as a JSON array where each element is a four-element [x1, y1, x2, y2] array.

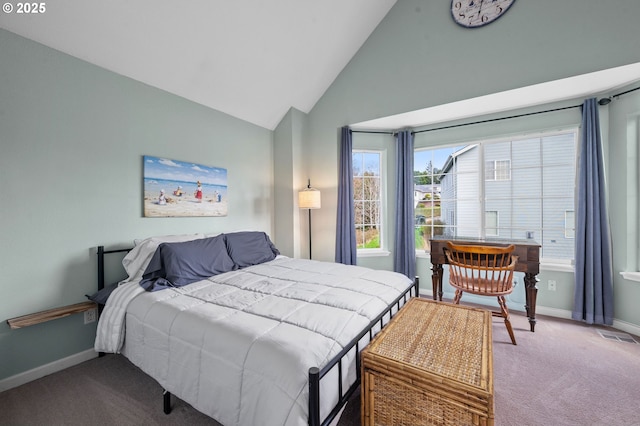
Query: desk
[[429, 236, 541, 332]]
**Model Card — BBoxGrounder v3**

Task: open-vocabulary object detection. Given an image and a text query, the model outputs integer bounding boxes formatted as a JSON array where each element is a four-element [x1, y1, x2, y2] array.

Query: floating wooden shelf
[[7, 301, 97, 329]]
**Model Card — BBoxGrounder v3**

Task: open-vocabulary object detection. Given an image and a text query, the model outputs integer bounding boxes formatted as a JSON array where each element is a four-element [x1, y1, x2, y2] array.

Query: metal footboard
[[308, 277, 420, 426]]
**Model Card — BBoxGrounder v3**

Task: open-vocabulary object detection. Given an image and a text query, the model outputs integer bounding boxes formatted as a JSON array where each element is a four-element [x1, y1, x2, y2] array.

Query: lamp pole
[[299, 179, 321, 260], [308, 207, 312, 259], [306, 179, 313, 259]]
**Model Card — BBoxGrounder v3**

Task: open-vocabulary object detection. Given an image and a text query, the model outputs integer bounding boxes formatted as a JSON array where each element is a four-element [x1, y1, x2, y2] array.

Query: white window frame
[[620, 113, 640, 282], [353, 149, 385, 254]]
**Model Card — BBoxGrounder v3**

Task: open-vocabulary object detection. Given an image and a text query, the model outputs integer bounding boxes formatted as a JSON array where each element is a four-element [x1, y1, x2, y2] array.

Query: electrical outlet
[[84, 308, 97, 324], [548, 280, 557, 291]]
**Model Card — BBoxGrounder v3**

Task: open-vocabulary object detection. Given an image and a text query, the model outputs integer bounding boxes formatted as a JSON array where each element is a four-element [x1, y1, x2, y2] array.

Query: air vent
[[597, 330, 638, 344]]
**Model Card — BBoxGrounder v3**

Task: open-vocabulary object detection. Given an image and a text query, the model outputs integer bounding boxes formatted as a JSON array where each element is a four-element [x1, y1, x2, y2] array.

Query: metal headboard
[[96, 246, 132, 291]]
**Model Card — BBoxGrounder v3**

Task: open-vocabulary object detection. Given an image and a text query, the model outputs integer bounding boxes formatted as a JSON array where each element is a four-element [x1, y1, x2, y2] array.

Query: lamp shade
[[299, 187, 321, 209]]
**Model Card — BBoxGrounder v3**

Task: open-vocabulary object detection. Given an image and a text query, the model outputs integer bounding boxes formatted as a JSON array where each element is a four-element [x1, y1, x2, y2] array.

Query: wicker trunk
[[361, 298, 494, 426]]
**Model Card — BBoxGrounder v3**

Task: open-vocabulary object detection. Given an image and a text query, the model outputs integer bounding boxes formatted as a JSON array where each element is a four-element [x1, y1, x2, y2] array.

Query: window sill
[[417, 252, 575, 273], [357, 250, 391, 258], [416, 251, 430, 259], [620, 272, 640, 283], [540, 262, 574, 273]]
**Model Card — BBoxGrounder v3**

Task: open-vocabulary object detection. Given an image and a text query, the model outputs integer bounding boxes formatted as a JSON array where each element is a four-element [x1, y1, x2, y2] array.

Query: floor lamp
[[299, 179, 321, 259]]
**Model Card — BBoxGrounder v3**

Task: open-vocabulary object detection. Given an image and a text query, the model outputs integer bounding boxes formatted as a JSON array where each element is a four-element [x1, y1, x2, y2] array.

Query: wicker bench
[[361, 298, 494, 426]]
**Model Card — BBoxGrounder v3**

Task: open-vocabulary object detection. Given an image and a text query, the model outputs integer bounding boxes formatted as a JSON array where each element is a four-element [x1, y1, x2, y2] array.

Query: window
[[353, 151, 382, 250], [485, 211, 499, 236], [565, 210, 575, 238], [414, 130, 577, 262], [485, 160, 511, 181]]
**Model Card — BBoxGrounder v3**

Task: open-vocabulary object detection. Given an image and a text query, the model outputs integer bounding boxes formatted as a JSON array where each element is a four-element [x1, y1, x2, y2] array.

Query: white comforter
[[95, 257, 413, 426]]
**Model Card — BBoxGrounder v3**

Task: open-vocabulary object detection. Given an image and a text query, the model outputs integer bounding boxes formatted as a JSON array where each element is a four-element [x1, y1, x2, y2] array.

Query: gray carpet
[[2, 311, 639, 426]]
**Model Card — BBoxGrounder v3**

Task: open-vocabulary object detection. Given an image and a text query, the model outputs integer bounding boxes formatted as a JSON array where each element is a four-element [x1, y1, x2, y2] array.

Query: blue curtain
[[335, 126, 357, 265], [394, 130, 416, 279], [572, 98, 614, 325]]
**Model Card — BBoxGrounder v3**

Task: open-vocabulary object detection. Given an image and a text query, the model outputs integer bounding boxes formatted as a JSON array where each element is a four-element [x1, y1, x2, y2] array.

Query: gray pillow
[[86, 282, 119, 305], [224, 231, 280, 268], [140, 235, 236, 291]]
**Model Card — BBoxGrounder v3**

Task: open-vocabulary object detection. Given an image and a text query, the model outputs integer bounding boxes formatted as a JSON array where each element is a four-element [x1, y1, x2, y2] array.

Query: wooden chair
[[444, 241, 519, 345]]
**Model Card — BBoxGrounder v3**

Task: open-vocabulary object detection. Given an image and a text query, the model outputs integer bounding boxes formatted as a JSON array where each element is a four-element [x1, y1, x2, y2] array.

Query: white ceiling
[[0, 0, 397, 130]]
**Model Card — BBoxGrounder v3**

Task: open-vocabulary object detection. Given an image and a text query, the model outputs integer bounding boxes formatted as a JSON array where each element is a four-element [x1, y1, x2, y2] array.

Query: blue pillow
[[86, 282, 119, 305], [139, 234, 236, 291], [224, 231, 280, 268]]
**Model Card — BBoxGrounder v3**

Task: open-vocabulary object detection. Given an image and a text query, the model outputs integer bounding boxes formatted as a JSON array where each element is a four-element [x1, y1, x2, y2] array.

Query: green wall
[[0, 29, 274, 381], [273, 107, 307, 259], [301, 0, 640, 329]]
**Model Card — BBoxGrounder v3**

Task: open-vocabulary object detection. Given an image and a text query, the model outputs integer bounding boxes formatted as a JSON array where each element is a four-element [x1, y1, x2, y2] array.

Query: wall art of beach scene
[[143, 155, 228, 217]]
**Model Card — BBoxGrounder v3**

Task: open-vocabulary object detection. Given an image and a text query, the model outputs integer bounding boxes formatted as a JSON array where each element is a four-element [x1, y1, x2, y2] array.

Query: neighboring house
[[439, 145, 480, 238], [413, 184, 441, 207], [439, 137, 576, 260]]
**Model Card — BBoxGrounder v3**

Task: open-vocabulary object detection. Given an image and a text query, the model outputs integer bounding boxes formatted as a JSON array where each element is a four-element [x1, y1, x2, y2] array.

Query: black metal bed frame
[[97, 245, 419, 426]]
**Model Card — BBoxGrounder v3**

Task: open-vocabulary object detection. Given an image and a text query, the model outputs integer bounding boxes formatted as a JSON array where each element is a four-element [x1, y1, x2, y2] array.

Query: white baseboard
[[421, 288, 640, 337], [522, 306, 640, 336], [0, 349, 98, 392], [611, 318, 640, 337], [535, 306, 573, 319]]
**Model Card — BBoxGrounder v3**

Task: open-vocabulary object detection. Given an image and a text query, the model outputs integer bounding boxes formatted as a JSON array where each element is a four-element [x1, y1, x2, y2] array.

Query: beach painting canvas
[[143, 155, 228, 217]]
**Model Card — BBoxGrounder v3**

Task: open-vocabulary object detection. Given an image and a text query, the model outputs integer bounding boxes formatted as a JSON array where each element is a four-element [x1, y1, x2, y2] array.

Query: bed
[[93, 231, 418, 426]]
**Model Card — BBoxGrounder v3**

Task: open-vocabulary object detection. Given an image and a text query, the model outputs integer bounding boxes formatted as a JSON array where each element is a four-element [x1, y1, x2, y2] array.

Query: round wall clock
[[451, 0, 516, 28]]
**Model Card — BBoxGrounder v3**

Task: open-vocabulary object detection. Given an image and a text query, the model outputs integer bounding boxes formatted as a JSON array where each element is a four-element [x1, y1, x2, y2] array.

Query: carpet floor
[[2, 310, 639, 426]]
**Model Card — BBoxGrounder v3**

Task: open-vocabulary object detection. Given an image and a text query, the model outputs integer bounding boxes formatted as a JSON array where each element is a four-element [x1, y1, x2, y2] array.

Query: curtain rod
[[351, 105, 581, 136], [413, 104, 580, 134], [350, 85, 640, 135], [417, 85, 639, 134], [350, 130, 394, 135], [607, 85, 640, 101]]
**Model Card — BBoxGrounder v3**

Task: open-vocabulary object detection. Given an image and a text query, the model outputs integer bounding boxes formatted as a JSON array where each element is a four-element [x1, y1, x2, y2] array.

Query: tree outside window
[[353, 151, 382, 249]]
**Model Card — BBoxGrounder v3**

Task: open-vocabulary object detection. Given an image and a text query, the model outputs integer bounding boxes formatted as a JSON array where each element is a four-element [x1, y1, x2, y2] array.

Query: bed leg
[[308, 367, 320, 426], [163, 390, 171, 414]]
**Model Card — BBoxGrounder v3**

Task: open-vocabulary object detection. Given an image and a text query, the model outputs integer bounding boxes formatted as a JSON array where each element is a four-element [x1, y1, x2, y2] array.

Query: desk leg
[[524, 273, 539, 332], [431, 263, 443, 301]]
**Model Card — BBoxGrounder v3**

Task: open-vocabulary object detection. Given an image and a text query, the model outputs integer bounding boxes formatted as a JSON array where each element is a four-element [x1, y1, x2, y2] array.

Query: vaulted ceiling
[[0, 0, 397, 130]]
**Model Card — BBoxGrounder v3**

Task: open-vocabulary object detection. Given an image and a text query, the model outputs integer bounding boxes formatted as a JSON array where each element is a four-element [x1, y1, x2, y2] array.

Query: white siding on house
[[439, 131, 576, 259], [440, 172, 455, 236], [541, 134, 576, 259], [440, 147, 481, 237], [455, 148, 481, 237]]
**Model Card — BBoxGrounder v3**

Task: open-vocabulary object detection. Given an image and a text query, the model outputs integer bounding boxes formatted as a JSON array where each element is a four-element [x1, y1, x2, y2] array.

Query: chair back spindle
[[444, 243, 517, 296], [443, 241, 519, 345]]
